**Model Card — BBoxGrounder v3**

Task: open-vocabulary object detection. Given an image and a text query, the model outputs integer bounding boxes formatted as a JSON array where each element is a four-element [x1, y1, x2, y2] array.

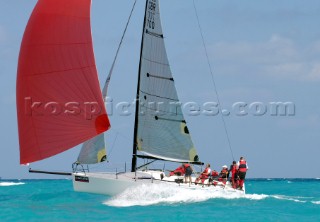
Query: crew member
[[184, 164, 193, 185], [169, 165, 185, 176], [229, 160, 238, 189], [195, 163, 211, 185], [218, 165, 229, 184], [237, 157, 248, 190]]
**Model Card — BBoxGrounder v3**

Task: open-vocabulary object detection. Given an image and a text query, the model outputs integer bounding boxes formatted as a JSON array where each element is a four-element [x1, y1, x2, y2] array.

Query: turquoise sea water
[[0, 179, 319, 221]]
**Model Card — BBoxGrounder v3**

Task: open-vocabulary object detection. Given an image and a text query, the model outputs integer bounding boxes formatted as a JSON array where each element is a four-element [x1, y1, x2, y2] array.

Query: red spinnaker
[[17, 0, 110, 164]]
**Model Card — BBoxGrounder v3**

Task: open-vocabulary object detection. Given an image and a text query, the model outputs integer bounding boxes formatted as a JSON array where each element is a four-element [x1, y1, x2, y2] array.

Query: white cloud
[[307, 63, 320, 81], [210, 34, 320, 82]]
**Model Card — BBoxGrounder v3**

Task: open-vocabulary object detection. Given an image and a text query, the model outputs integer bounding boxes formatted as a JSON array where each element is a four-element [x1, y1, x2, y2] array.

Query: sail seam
[[24, 65, 95, 76], [142, 57, 169, 66], [140, 103, 183, 116]]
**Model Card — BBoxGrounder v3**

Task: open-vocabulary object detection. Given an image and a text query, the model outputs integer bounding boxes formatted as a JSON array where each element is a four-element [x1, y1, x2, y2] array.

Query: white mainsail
[[135, 0, 199, 163]]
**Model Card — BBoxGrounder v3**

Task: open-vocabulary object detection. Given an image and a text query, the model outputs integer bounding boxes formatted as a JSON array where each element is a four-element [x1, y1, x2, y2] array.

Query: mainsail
[[134, 0, 199, 163], [17, 0, 110, 164]]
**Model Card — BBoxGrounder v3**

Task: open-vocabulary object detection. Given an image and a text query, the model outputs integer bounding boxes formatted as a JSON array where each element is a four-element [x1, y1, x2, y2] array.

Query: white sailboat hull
[[72, 172, 138, 196], [72, 170, 245, 196]]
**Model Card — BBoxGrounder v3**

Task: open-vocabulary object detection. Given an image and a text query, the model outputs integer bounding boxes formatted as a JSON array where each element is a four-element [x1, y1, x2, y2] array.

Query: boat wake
[[103, 183, 267, 207], [271, 195, 307, 203], [103, 183, 320, 207], [270, 195, 320, 205], [0, 182, 25, 187]]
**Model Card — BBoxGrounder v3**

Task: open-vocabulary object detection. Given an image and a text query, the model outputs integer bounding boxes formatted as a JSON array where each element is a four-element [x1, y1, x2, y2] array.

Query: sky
[[1, 0, 320, 179]]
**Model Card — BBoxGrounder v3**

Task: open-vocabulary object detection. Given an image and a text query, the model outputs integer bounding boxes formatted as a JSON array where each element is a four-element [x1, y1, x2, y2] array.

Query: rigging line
[[102, 0, 137, 98], [192, 0, 235, 161], [107, 132, 119, 160], [106, 128, 144, 153], [108, 128, 133, 143]]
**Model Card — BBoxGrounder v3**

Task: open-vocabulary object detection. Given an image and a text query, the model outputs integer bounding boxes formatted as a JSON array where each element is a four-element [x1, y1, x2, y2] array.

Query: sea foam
[[103, 183, 267, 207], [0, 182, 25, 187]]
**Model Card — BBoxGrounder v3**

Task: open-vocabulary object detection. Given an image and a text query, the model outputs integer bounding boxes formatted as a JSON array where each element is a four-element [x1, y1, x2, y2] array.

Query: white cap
[[222, 165, 228, 168]]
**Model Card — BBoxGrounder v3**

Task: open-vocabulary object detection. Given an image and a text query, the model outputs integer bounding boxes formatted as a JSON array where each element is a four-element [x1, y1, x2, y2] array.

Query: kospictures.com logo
[[24, 97, 102, 120], [104, 98, 295, 117], [23, 97, 295, 119]]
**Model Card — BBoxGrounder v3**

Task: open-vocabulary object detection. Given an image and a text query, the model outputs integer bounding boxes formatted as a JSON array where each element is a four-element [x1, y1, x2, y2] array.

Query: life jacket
[[202, 167, 210, 175], [238, 160, 247, 172], [184, 164, 192, 175], [231, 165, 237, 174], [211, 170, 219, 177], [170, 166, 185, 176], [219, 169, 228, 178]]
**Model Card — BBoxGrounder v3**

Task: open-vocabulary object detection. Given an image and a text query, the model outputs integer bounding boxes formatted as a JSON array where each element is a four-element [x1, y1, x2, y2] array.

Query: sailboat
[[17, 0, 245, 196]]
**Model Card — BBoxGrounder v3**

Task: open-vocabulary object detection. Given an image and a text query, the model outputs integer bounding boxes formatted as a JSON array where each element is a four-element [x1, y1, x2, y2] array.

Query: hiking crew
[[218, 165, 229, 184], [169, 165, 185, 176], [169, 157, 248, 190], [195, 163, 211, 185]]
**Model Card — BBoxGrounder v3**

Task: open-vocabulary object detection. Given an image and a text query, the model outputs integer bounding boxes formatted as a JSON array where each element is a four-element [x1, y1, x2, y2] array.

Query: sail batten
[[137, 152, 201, 164], [17, 0, 110, 164]]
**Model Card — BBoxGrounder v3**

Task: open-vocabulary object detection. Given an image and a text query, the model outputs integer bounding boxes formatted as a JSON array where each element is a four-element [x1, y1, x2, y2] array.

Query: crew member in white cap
[[218, 165, 229, 184]]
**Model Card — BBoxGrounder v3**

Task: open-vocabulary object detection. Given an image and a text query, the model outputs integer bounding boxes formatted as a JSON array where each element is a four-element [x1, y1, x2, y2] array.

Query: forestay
[[77, 0, 137, 164]]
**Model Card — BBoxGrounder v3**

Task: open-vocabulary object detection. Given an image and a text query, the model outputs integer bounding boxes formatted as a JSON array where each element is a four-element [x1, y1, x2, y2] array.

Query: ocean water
[[0, 179, 319, 221]]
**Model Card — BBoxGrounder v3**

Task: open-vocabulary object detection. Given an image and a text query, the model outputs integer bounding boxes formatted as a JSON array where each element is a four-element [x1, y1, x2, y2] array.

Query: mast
[[131, 0, 149, 172]]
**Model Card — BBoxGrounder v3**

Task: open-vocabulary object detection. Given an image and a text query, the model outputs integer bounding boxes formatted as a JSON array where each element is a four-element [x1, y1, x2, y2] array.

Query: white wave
[[272, 195, 307, 203], [244, 194, 268, 200], [103, 183, 268, 207], [0, 182, 25, 186], [311, 201, 320, 205]]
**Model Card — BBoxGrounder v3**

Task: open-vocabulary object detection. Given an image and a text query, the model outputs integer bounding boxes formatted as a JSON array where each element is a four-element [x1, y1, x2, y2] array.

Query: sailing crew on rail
[[195, 163, 211, 185], [218, 165, 229, 184], [169, 165, 185, 176], [237, 157, 248, 190]]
